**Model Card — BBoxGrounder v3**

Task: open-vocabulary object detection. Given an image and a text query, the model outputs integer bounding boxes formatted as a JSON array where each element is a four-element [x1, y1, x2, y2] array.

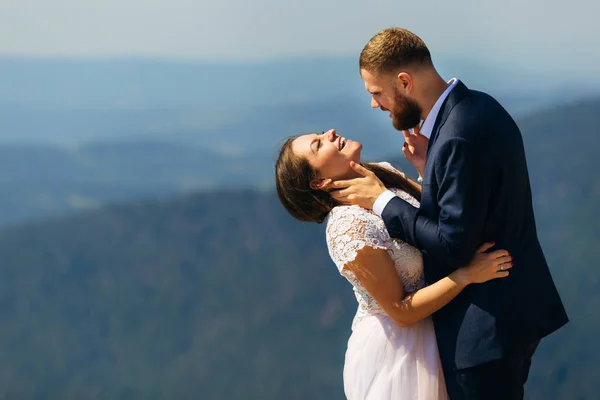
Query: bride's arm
[[344, 243, 511, 327]]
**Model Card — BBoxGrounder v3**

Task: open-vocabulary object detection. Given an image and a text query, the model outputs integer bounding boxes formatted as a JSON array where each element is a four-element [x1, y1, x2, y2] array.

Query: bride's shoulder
[[325, 205, 383, 237], [325, 204, 390, 257], [372, 161, 420, 208], [391, 187, 420, 208], [373, 161, 406, 177], [326, 204, 374, 222]]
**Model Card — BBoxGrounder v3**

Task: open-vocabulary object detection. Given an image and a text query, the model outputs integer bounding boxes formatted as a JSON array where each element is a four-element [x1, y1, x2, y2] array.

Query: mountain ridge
[[0, 97, 596, 398]]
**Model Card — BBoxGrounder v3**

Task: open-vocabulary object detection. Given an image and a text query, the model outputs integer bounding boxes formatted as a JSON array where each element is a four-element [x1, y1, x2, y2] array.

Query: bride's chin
[[343, 143, 362, 163]]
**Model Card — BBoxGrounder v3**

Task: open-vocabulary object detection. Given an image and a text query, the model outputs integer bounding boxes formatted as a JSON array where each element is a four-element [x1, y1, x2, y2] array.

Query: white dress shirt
[[372, 78, 459, 217]]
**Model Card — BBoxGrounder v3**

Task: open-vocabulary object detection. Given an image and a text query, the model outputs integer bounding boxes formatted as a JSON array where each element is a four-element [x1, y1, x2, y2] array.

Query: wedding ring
[[500, 264, 504, 270]]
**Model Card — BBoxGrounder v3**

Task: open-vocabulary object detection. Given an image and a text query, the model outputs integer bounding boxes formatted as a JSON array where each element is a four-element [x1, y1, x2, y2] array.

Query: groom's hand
[[328, 162, 387, 209], [402, 125, 428, 177]]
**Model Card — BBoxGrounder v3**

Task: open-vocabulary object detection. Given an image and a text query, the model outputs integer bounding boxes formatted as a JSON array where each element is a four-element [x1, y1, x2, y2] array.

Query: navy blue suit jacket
[[381, 81, 568, 369]]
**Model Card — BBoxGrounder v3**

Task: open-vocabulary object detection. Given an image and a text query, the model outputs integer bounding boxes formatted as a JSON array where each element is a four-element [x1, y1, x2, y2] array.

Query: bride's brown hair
[[275, 136, 421, 223]]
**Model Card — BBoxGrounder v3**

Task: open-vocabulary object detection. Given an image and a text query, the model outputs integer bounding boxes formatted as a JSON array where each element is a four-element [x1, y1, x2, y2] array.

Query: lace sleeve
[[325, 206, 390, 279]]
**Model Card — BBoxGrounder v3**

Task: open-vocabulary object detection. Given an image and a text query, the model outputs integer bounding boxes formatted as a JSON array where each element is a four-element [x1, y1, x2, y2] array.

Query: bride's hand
[[458, 242, 513, 285], [402, 125, 429, 177]]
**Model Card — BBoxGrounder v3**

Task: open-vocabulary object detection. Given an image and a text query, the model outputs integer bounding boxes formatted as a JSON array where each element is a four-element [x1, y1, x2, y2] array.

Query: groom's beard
[[389, 91, 422, 131]]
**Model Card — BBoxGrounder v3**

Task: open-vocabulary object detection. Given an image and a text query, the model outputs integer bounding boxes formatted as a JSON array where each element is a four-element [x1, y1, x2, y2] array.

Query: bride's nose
[[324, 129, 336, 141]]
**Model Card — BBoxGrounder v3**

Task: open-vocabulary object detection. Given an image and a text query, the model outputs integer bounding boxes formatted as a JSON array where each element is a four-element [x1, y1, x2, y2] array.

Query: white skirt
[[343, 312, 448, 400]]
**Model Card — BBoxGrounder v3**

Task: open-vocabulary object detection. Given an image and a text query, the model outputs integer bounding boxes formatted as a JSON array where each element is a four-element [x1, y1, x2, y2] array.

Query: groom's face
[[361, 69, 422, 131]]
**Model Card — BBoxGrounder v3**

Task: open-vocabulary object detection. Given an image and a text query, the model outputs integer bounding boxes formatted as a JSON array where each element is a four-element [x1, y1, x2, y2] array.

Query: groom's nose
[[371, 97, 380, 109]]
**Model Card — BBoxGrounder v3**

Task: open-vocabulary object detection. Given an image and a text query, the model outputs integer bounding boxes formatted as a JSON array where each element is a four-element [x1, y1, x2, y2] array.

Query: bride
[[275, 129, 513, 399]]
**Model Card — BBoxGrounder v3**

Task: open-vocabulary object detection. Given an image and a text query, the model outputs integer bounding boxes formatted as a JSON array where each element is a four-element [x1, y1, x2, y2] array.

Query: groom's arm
[[380, 138, 492, 269]]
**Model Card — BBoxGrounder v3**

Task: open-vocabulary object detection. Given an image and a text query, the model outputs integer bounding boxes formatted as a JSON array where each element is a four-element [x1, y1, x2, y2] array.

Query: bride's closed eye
[[316, 131, 325, 152]]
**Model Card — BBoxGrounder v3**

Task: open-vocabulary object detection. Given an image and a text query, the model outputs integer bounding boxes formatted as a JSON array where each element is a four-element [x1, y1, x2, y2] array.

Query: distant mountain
[[0, 140, 271, 227], [0, 56, 596, 147], [0, 94, 405, 226], [0, 56, 594, 229], [0, 98, 596, 398], [0, 97, 598, 228]]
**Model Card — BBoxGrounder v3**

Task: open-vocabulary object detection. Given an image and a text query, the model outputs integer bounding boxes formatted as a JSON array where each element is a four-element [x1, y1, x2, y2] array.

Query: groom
[[329, 28, 568, 399]]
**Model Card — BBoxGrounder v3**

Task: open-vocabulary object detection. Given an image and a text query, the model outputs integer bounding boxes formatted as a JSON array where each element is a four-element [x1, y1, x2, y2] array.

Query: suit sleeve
[[381, 137, 492, 269]]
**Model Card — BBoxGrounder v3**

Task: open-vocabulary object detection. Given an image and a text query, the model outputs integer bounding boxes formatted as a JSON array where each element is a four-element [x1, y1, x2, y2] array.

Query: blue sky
[[1, 0, 598, 76]]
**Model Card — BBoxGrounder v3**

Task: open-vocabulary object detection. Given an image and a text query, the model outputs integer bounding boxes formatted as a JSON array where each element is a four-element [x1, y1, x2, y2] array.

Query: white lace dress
[[325, 163, 447, 400]]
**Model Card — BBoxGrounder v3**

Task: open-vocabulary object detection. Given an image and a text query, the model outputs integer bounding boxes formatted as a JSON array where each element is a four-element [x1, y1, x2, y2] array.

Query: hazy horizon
[[2, 1, 598, 75]]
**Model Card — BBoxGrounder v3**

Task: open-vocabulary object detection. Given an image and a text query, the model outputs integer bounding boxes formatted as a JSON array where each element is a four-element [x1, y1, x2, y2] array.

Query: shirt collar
[[420, 78, 458, 138]]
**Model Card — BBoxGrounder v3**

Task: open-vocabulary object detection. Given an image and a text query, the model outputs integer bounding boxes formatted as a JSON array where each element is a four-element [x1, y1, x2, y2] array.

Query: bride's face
[[291, 129, 362, 180]]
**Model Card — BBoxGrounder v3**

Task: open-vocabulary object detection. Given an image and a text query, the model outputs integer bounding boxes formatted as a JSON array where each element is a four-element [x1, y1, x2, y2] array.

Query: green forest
[[0, 98, 596, 398]]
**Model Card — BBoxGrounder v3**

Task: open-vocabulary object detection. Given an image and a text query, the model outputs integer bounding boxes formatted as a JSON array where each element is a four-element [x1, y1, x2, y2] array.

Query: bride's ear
[[310, 178, 332, 190]]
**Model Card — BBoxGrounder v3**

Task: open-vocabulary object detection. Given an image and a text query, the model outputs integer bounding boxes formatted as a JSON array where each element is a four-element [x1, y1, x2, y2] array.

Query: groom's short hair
[[360, 28, 433, 75]]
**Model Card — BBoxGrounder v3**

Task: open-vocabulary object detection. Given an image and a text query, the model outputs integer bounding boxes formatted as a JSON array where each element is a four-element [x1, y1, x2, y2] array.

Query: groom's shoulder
[[448, 88, 512, 129], [459, 88, 506, 113], [435, 89, 513, 145]]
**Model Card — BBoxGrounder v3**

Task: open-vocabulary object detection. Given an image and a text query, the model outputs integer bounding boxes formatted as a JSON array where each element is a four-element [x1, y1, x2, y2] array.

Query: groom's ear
[[310, 178, 332, 190], [396, 72, 412, 92]]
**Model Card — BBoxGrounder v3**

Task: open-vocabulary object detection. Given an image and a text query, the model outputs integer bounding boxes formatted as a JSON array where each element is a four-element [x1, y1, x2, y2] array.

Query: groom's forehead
[[361, 70, 384, 92], [364, 80, 383, 94]]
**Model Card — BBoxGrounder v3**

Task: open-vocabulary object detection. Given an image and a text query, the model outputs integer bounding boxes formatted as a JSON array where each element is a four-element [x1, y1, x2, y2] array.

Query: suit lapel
[[426, 81, 470, 153]]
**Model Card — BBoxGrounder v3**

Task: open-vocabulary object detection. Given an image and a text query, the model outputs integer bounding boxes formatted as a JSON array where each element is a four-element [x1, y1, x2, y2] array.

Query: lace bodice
[[325, 162, 424, 329]]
